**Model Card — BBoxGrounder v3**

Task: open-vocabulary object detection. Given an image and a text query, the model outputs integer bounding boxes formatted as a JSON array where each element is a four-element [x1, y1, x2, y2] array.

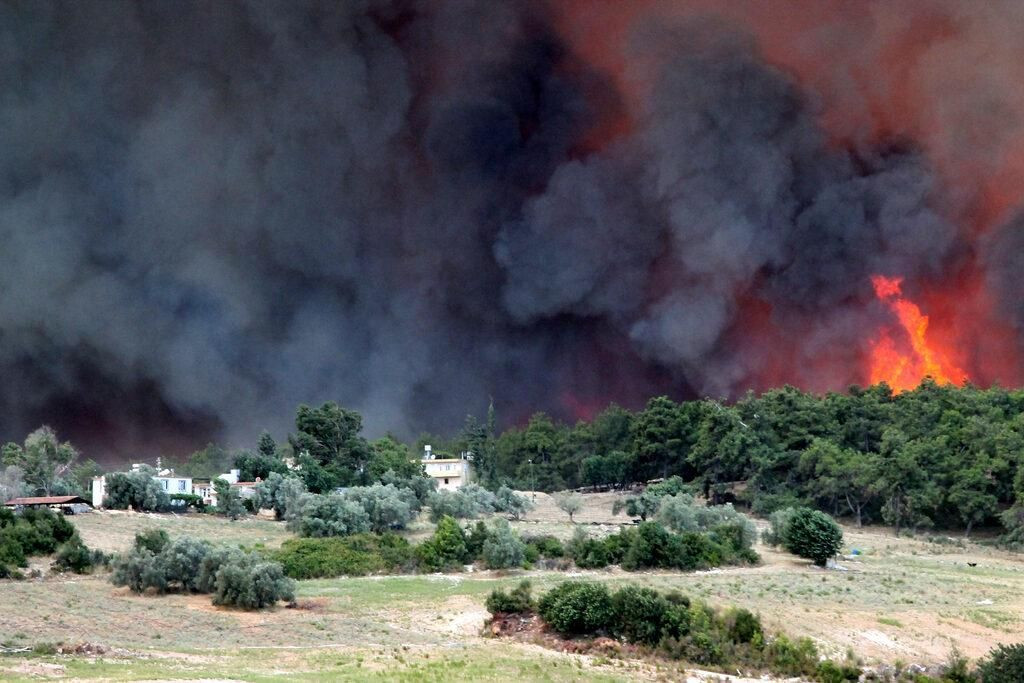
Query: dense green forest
[[431, 380, 1024, 537], [6, 379, 1024, 538], [232, 380, 1024, 537]]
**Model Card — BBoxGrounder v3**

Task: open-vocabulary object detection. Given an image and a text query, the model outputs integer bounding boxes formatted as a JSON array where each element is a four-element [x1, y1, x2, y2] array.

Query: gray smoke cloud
[[0, 2, 985, 460]]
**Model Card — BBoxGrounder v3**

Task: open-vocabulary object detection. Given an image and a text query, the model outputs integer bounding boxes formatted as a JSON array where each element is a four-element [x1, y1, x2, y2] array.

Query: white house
[[418, 445, 472, 491], [91, 464, 192, 508], [202, 469, 260, 507]]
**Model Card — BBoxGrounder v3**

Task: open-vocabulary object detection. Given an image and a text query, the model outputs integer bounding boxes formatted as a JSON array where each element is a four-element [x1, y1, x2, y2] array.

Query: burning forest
[[1, 1, 1024, 458]]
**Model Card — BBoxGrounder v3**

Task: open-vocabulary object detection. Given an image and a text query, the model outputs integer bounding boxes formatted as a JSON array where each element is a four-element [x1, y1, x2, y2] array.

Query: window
[[178, 480, 187, 492], [161, 479, 168, 490], [444, 478, 449, 485]]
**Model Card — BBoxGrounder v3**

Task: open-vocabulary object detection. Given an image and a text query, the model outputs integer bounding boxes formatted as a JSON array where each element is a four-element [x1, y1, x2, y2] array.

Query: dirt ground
[[1, 494, 1022, 680]]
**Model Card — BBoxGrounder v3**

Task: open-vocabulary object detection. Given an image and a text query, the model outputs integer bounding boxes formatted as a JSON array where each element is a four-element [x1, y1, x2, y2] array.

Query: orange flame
[[868, 275, 967, 392]]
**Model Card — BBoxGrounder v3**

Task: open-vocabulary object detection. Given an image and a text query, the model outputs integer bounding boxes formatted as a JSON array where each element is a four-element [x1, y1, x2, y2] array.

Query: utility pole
[[528, 459, 535, 501]]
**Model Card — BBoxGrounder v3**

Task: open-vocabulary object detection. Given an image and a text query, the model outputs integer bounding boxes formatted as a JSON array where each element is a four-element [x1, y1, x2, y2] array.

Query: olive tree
[[213, 558, 295, 609], [495, 486, 533, 520], [290, 494, 371, 537], [254, 473, 307, 520], [482, 518, 526, 569], [552, 491, 583, 523], [104, 468, 169, 511], [214, 478, 246, 520], [1, 426, 78, 496], [338, 483, 417, 532]]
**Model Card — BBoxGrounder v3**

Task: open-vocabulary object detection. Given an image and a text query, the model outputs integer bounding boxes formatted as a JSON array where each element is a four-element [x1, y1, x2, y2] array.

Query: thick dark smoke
[[0, 2, 978, 461]]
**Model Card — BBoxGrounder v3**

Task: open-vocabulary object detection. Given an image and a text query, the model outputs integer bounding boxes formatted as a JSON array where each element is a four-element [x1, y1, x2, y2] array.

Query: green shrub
[[765, 634, 820, 677], [0, 528, 27, 568], [482, 519, 526, 569], [941, 647, 973, 683], [783, 508, 844, 566], [274, 534, 414, 579], [0, 563, 22, 579], [751, 492, 810, 517], [111, 548, 166, 593], [976, 643, 1024, 683], [212, 557, 295, 609], [528, 581, 862, 681], [495, 486, 533, 520], [672, 532, 724, 570], [569, 528, 614, 569], [523, 543, 539, 565], [254, 473, 308, 520], [568, 522, 757, 572], [814, 660, 861, 683], [538, 582, 614, 636], [213, 479, 246, 519], [427, 489, 490, 522], [111, 534, 290, 610], [89, 548, 111, 568], [611, 586, 671, 645], [160, 537, 212, 591], [11, 509, 76, 554], [763, 507, 797, 547], [486, 580, 535, 615], [0, 509, 94, 576], [196, 547, 248, 593], [465, 521, 490, 559], [53, 538, 93, 574], [381, 471, 436, 506], [134, 528, 170, 554], [338, 483, 418, 533], [621, 522, 671, 570], [292, 494, 371, 537], [103, 470, 170, 511], [526, 535, 564, 558], [661, 630, 724, 666], [417, 516, 469, 571], [656, 495, 758, 550], [726, 607, 763, 644]]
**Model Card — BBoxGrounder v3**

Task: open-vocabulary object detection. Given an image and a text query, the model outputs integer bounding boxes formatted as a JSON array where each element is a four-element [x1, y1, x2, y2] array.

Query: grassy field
[[71, 510, 295, 553], [1, 495, 1023, 680]]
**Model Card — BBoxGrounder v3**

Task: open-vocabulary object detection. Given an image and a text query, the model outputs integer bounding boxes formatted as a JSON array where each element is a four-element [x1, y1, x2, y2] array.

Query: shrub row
[[488, 581, 859, 682], [285, 478, 443, 537], [275, 516, 543, 579], [272, 517, 757, 580], [273, 533, 416, 579], [568, 521, 759, 571], [111, 532, 294, 609], [426, 485, 532, 522]]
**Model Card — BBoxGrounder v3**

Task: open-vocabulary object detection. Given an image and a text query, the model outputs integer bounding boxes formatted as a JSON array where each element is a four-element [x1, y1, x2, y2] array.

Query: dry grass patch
[[71, 510, 293, 553]]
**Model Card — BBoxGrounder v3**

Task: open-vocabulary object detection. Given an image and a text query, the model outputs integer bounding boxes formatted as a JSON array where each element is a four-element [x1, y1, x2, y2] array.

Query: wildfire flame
[[868, 275, 967, 392]]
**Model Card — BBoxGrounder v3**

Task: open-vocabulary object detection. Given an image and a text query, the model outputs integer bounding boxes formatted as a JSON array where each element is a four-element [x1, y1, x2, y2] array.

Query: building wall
[[156, 477, 193, 495], [92, 475, 194, 508], [91, 477, 105, 508], [422, 460, 471, 491]]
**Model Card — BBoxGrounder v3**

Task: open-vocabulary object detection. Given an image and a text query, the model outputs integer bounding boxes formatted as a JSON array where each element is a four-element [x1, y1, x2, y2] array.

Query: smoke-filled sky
[[2, 0, 1023, 462]]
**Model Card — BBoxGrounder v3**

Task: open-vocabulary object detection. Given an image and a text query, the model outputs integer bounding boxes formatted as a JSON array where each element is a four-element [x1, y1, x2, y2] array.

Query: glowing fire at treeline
[[551, 0, 1024, 398], [868, 276, 967, 392]]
